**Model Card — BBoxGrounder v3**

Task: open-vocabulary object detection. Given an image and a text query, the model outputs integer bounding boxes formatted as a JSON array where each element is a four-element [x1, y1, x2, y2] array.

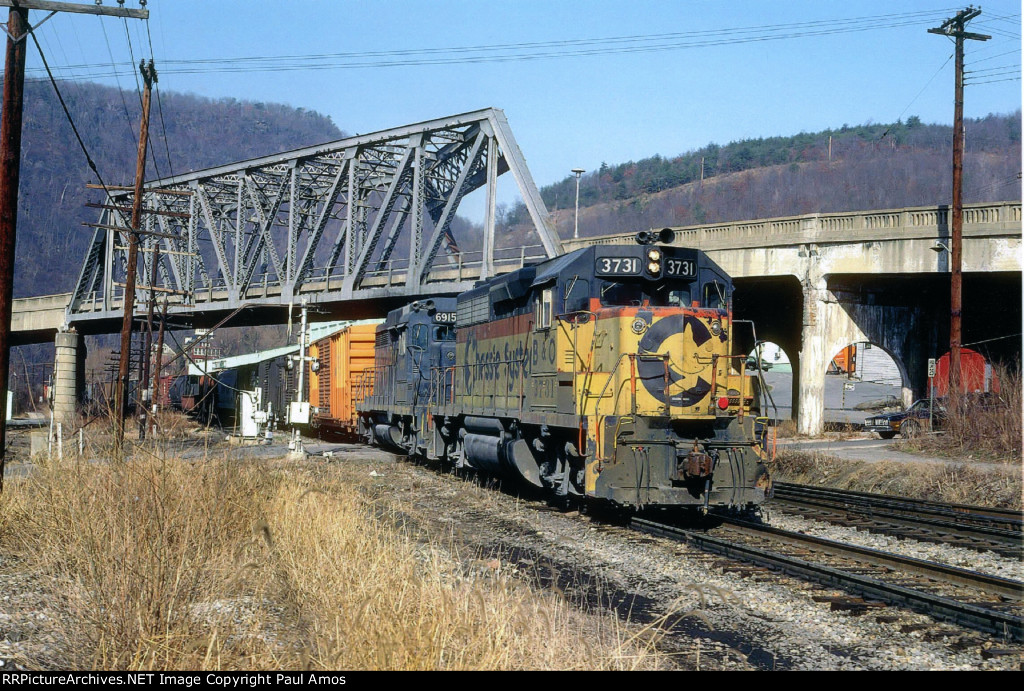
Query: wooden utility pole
[[0, 5, 27, 490], [929, 7, 989, 395], [0, 0, 147, 482], [114, 59, 156, 452]]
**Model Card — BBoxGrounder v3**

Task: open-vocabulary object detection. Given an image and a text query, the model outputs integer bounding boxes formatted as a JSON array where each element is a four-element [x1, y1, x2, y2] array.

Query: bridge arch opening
[[745, 341, 794, 423], [825, 341, 908, 429]]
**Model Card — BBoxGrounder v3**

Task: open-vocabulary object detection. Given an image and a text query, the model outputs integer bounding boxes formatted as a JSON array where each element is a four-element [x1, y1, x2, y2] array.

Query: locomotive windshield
[[599, 280, 692, 308]]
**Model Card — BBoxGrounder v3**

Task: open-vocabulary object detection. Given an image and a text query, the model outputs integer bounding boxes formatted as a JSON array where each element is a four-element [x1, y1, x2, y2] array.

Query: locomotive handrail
[[429, 357, 528, 416], [710, 353, 749, 421], [555, 309, 599, 455], [430, 366, 457, 407]]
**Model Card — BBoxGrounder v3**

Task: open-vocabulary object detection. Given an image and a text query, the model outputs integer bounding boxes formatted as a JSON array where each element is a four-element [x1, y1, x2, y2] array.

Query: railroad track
[[769, 482, 1024, 557], [632, 514, 1024, 641]]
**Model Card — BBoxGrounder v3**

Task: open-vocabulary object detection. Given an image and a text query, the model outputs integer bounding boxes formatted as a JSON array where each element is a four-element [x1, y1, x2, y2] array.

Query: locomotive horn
[[636, 228, 676, 245], [410, 301, 422, 312], [423, 299, 436, 311]]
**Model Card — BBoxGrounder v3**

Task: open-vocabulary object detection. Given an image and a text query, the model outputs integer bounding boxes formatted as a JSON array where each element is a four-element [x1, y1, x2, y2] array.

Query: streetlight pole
[[571, 168, 584, 239]]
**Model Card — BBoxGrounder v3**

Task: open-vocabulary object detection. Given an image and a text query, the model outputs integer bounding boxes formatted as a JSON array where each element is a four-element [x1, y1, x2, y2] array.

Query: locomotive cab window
[[703, 281, 728, 309], [410, 324, 428, 349], [563, 277, 589, 314], [432, 324, 455, 342], [536, 286, 554, 329]]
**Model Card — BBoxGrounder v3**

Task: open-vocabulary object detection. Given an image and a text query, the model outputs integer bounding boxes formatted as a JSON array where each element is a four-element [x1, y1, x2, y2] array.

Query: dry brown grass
[[898, 364, 1022, 463], [774, 449, 1022, 510], [773, 419, 799, 439], [150, 410, 201, 439], [0, 452, 663, 670]]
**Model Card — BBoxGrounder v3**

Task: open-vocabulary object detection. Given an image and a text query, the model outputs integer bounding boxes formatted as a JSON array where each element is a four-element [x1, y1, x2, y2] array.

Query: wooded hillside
[[504, 112, 1021, 240], [11, 79, 343, 298]]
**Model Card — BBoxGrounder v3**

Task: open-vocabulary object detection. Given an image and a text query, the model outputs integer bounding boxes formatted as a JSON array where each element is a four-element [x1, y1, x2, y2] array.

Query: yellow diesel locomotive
[[358, 233, 774, 512]]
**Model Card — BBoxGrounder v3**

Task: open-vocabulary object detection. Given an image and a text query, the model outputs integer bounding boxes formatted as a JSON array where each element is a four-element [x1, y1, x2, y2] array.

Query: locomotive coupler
[[677, 440, 715, 481]]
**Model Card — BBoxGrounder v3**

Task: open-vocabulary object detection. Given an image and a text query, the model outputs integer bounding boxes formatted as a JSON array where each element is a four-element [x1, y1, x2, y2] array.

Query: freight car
[[308, 322, 380, 439], [356, 236, 773, 512]]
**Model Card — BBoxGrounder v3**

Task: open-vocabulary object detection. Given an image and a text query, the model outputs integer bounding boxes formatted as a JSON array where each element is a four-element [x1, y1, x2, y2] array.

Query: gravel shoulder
[[313, 443, 1022, 671]]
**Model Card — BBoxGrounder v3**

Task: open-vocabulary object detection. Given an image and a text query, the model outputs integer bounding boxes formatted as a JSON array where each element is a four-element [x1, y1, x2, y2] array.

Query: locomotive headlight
[[710, 320, 722, 336], [647, 248, 662, 262], [647, 261, 661, 274]]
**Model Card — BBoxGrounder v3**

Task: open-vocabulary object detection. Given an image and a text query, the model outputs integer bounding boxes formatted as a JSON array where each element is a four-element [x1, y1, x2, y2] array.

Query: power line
[[968, 48, 1022, 64], [880, 53, 953, 141], [966, 76, 1022, 85], [962, 66, 1019, 77], [24, 8, 965, 79], [973, 173, 1021, 195], [145, 17, 175, 178], [27, 29, 130, 229], [99, 15, 137, 144]]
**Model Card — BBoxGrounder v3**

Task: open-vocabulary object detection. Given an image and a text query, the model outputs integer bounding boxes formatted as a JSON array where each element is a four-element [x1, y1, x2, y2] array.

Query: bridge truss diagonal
[[68, 108, 562, 326]]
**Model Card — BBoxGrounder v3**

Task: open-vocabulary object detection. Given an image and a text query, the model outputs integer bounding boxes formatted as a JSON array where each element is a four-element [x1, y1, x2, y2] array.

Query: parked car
[[745, 356, 772, 371], [864, 398, 946, 439]]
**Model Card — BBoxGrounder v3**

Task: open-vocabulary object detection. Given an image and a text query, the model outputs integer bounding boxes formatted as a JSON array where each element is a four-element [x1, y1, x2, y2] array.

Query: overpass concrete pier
[[53, 331, 84, 429]]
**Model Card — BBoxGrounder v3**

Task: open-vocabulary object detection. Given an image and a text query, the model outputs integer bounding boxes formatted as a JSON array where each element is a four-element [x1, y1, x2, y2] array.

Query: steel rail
[[721, 516, 1024, 599], [775, 482, 1024, 525], [632, 516, 1024, 641], [771, 484, 1022, 554]]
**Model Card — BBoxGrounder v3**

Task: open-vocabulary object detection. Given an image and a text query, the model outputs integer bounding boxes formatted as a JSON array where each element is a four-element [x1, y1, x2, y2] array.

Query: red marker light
[[717, 397, 729, 410]]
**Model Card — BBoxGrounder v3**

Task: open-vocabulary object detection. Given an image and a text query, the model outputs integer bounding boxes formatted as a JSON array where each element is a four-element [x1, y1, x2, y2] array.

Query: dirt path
[[776, 436, 1019, 473]]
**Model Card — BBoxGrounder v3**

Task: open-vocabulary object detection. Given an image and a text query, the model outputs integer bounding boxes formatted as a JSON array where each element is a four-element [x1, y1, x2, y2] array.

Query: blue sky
[[23, 1, 1023, 208]]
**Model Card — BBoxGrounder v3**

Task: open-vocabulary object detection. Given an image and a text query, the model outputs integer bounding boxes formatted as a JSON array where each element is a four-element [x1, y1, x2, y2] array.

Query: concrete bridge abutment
[[53, 330, 85, 430]]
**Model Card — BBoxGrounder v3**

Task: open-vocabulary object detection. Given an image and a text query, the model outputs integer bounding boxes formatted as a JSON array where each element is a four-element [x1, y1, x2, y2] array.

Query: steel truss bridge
[[68, 108, 563, 331]]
